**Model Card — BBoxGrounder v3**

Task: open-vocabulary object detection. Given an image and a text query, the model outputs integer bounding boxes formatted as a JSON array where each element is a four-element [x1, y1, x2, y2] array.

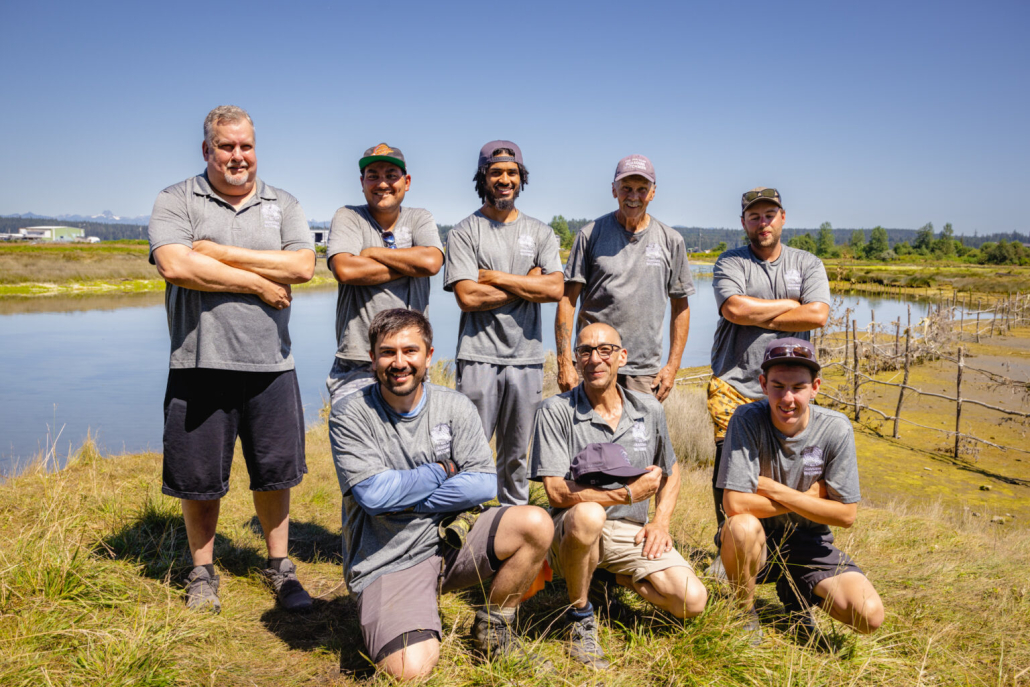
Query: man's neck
[[615, 211, 650, 233], [480, 204, 519, 224], [749, 240, 783, 262], [210, 177, 257, 209], [380, 382, 424, 415], [584, 383, 623, 430], [369, 205, 401, 232]]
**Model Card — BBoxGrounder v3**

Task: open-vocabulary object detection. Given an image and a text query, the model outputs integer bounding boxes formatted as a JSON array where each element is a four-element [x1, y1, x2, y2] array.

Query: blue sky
[[2, 0, 1027, 233]]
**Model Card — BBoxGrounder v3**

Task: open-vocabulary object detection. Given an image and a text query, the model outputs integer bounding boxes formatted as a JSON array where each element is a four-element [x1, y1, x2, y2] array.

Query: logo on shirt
[[261, 203, 283, 230], [518, 234, 536, 257], [645, 242, 663, 267], [785, 269, 803, 292], [394, 226, 413, 249], [430, 423, 453, 458], [802, 446, 824, 477], [632, 419, 649, 453]]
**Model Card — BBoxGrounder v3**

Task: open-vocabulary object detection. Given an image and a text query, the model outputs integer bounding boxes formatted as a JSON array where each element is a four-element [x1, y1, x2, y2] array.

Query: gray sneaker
[[472, 607, 551, 669], [185, 566, 221, 614], [743, 608, 763, 646], [261, 559, 312, 612], [568, 611, 610, 669], [705, 556, 728, 582]]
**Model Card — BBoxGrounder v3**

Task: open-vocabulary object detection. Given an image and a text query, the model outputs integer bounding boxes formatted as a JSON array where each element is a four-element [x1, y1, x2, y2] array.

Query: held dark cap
[[478, 140, 523, 169], [571, 442, 649, 486], [359, 143, 406, 173], [760, 337, 821, 373]]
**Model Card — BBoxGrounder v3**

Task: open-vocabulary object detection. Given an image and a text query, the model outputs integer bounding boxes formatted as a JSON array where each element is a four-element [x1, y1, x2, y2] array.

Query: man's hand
[[257, 280, 292, 309], [627, 465, 662, 502], [557, 358, 579, 392], [651, 364, 678, 402], [635, 521, 673, 560], [478, 265, 542, 285]]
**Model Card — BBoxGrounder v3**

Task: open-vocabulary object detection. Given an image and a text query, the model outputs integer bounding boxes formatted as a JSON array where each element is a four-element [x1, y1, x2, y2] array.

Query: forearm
[[766, 302, 831, 332], [360, 246, 443, 278], [155, 245, 267, 295], [651, 464, 681, 527], [329, 254, 404, 286], [413, 471, 496, 514], [200, 244, 315, 284], [759, 482, 855, 527], [481, 271, 563, 304], [453, 280, 520, 312], [555, 288, 579, 372], [723, 490, 791, 519], [665, 298, 690, 369], [350, 463, 446, 515], [721, 296, 800, 327], [542, 477, 628, 509]]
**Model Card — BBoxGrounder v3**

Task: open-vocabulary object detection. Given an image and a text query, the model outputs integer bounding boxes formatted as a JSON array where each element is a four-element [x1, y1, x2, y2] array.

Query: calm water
[[0, 269, 930, 473]]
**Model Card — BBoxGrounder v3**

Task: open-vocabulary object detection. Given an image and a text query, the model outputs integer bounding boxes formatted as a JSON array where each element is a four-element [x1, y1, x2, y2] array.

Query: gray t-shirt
[[329, 382, 495, 593], [716, 400, 860, 535], [711, 245, 831, 398], [443, 210, 563, 365], [147, 174, 314, 371], [565, 213, 696, 375], [529, 385, 676, 524], [327, 205, 444, 362]]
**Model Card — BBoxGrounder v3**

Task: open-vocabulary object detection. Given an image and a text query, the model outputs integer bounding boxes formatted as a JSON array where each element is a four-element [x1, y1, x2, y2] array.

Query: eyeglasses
[[741, 188, 781, 204], [575, 344, 621, 361], [381, 231, 397, 249], [763, 344, 815, 362]]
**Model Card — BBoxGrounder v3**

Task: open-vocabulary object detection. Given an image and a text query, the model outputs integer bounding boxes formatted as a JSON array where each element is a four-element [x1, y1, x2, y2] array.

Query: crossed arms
[[723, 477, 856, 528], [351, 462, 495, 515], [329, 245, 443, 286], [453, 267, 564, 312], [720, 296, 829, 332]]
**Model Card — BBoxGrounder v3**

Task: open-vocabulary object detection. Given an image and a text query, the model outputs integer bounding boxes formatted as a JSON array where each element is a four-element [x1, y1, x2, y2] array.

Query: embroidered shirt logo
[[430, 423, 453, 458], [785, 269, 803, 292], [632, 419, 649, 452], [518, 234, 536, 257], [645, 242, 663, 267], [394, 226, 413, 249], [801, 446, 824, 477], [261, 203, 283, 230]]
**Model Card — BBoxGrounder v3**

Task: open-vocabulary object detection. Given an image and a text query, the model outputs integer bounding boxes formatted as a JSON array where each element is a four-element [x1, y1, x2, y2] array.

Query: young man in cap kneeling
[[530, 322, 707, 668], [716, 338, 884, 644]]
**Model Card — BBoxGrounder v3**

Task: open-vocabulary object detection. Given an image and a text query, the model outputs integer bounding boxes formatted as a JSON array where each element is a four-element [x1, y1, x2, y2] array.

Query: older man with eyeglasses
[[530, 322, 707, 669], [325, 143, 445, 404], [707, 188, 831, 538]]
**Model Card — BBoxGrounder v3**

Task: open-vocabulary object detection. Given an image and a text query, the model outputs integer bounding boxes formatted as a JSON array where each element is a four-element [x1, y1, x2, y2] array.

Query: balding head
[[577, 322, 621, 348]]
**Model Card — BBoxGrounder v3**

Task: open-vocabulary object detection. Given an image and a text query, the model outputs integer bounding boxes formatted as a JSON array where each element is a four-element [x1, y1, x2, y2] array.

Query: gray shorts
[[357, 506, 510, 663], [618, 373, 657, 396], [326, 358, 375, 406]]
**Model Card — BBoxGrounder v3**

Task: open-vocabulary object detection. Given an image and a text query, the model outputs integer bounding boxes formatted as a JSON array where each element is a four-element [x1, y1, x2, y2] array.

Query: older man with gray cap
[[557, 155, 695, 402], [444, 140, 563, 506]]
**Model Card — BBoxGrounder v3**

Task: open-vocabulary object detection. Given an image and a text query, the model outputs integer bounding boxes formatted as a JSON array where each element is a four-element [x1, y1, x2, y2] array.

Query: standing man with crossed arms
[[709, 187, 830, 531], [148, 105, 315, 613], [325, 143, 444, 404], [557, 155, 695, 401], [444, 141, 563, 506]]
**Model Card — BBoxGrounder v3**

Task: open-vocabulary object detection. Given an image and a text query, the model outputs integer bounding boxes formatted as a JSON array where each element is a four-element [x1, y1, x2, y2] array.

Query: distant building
[[11, 226, 85, 241], [311, 228, 327, 246]]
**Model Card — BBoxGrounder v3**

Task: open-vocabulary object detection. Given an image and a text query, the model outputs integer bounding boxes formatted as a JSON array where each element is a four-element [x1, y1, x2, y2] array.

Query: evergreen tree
[[549, 215, 574, 250], [849, 230, 866, 257], [816, 222, 836, 257], [864, 226, 890, 259], [913, 222, 935, 252]]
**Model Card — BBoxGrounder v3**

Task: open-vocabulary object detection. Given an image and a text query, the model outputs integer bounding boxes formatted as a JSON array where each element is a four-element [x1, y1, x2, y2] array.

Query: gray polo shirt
[[529, 385, 676, 525], [716, 400, 860, 536], [147, 173, 314, 371], [327, 205, 444, 362], [443, 210, 563, 365], [711, 245, 831, 399], [329, 382, 495, 593], [565, 212, 696, 376]]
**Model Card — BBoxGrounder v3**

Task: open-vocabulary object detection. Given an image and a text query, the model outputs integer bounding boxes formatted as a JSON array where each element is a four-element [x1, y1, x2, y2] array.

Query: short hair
[[368, 308, 433, 352], [203, 105, 254, 146], [473, 148, 529, 203]]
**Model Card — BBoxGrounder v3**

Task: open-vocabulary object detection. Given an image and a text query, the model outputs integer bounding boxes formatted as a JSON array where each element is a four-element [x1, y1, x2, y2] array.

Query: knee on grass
[[378, 640, 440, 681]]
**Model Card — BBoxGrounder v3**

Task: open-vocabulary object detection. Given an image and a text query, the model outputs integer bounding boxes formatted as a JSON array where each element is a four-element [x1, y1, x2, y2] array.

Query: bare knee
[[723, 514, 764, 546], [564, 502, 606, 546], [508, 505, 554, 550], [378, 640, 440, 681], [855, 596, 885, 634], [681, 575, 709, 618]]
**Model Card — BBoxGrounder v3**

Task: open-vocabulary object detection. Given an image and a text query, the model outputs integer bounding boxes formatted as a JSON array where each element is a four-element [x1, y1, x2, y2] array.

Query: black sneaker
[[261, 558, 312, 612], [472, 607, 551, 669], [568, 611, 610, 669], [185, 565, 221, 614]]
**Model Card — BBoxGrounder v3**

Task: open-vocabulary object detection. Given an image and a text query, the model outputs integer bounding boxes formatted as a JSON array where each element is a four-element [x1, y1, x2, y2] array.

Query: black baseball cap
[[570, 443, 648, 486]]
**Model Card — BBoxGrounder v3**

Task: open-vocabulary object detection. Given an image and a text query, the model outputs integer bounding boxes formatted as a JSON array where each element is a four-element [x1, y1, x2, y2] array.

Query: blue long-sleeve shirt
[[351, 465, 495, 515]]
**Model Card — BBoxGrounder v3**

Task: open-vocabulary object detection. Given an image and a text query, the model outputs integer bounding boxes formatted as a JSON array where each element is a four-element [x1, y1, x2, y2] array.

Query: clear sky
[[2, 0, 1027, 233]]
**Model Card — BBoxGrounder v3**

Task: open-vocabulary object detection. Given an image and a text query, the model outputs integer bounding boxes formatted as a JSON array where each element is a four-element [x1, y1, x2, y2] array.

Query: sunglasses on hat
[[764, 344, 815, 362], [742, 188, 781, 204]]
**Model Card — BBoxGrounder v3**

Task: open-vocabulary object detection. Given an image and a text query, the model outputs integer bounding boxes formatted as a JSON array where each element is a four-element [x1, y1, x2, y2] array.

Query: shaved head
[[577, 322, 621, 347]]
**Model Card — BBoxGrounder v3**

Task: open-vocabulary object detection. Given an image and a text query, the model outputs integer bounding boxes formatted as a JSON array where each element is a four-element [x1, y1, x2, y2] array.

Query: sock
[[268, 557, 286, 572], [202, 564, 216, 578], [567, 601, 594, 620], [485, 603, 517, 620]]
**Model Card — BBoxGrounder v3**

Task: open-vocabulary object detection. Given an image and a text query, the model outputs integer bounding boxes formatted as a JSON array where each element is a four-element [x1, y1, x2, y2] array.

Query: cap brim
[[614, 171, 655, 184], [742, 198, 782, 214], [761, 357, 820, 373], [359, 155, 406, 172], [581, 466, 650, 481]]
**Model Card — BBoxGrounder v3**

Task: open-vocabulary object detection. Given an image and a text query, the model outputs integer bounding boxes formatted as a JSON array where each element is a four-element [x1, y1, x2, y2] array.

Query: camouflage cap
[[741, 187, 783, 214]]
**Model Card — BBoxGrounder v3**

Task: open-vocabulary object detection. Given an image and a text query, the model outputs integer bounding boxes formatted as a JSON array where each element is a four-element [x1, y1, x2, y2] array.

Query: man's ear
[[759, 373, 768, 395]]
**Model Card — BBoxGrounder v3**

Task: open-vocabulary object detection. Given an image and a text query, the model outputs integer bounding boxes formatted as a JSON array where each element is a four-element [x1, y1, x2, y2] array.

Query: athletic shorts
[[161, 368, 307, 500], [357, 506, 510, 663], [549, 509, 693, 584], [715, 524, 864, 609], [707, 375, 752, 441], [618, 373, 657, 397]]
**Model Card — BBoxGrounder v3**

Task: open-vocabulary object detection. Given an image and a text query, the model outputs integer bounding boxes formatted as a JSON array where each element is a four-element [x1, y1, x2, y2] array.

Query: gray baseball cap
[[571, 442, 649, 486], [478, 140, 523, 169], [359, 143, 406, 173], [613, 155, 655, 184]]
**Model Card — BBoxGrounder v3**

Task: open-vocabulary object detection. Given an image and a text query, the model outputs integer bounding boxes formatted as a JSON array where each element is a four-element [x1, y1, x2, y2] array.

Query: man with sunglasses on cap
[[444, 141, 563, 506], [716, 338, 883, 644], [530, 322, 707, 668], [557, 155, 695, 402], [325, 143, 444, 404], [708, 188, 831, 534]]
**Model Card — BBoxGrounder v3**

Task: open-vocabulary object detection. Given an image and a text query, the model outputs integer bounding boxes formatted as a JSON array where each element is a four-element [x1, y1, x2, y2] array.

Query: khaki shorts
[[548, 509, 692, 584], [618, 372, 657, 396]]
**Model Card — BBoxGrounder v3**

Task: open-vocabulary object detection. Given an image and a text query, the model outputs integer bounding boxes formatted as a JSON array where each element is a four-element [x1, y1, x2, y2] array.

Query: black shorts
[[716, 523, 864, 609], [161, 368, 307, 500]]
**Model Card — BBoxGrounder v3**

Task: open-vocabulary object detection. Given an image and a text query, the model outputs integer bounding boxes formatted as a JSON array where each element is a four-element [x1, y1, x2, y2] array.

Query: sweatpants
[[456, 361, 543, 506]]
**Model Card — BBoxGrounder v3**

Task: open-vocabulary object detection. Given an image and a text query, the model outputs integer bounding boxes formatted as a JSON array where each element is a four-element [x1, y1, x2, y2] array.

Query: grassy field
[[825, 260, 1030, 296], [2, 373, 1028, 686]]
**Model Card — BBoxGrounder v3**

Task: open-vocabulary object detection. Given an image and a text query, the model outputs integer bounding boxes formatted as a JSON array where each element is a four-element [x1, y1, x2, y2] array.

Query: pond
[[0, 268, 933, 474]]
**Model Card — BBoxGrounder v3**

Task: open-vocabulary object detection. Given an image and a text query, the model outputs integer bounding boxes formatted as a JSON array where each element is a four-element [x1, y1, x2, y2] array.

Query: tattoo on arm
[[556, 321, 573, 356]]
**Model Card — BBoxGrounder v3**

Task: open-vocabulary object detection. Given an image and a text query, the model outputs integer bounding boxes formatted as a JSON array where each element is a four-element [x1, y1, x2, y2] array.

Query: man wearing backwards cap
[[530, 322, 707, 668], [444, 141, 563, 506], [708, 188, 831, 532], [716, 338, 883, 644], [324, 144, 444, 404], [557, 155, 695, 402]]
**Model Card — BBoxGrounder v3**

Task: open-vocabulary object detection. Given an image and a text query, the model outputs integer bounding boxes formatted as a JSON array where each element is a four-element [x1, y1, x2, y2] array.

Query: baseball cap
[[741, 187, 783, 214], [478, 140, 523, 169], [570, 442, 649, 486], [760, 337, 820, 374], [613, 155, 656, 184], [359, 143, 406, 173]]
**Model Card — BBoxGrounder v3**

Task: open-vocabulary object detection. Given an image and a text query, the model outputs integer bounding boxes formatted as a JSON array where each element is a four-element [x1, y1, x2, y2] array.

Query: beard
[[378, 364, 425, 397], [223, 165, 251, 187], [486, 184, 520, 211]]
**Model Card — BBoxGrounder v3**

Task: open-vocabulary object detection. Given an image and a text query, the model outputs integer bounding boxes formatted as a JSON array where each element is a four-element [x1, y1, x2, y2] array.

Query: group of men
[[148, 105, 884, 680]]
